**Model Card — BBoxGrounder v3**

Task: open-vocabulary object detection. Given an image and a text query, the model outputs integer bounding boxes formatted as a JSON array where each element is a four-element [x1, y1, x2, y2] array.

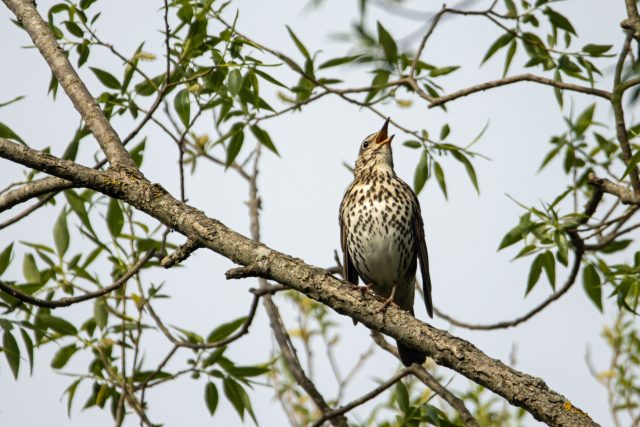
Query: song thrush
[[339, 118, 433, 366]]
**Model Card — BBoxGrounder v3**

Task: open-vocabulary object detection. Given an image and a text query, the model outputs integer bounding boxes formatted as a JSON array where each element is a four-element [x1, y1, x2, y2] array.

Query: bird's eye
[[362, 141, 370, 149]]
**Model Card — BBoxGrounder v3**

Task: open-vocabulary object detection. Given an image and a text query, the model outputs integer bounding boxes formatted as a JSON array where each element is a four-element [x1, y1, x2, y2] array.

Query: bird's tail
[[396, 340, 426, 367]]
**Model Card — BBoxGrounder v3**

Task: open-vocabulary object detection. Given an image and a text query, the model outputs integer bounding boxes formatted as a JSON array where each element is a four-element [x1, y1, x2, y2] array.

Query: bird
[[339, 117, 433, 367]]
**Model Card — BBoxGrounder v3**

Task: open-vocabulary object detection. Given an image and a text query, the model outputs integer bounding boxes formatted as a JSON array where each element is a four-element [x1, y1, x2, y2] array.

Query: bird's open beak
[[374, 117, 394, 146]]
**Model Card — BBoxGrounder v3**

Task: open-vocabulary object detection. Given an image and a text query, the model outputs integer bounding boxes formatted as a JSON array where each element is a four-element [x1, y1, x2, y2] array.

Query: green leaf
[[250, 125, 278, 155], [227, 69, 242, 97], [434, 162, 447, 199], [3, 330, 20, 379], [318, 55, 362, 69], [173, 89, 191, 127], [19, 329, 34, 374], [451, 151, 479, 193], [526, 253, 544, 295], [64, 21, 84, 37], [225, 127, 245, 167], [498, 214, 532, 250], [64, 190, 94, 234], [544, 8, 576, 35], [226, 365, 270, 378], [575, 103, 595, 136], [413, 150, 429, 195], [53, 209, 70, 257], [395, 382, 410, 413], [439, 124, 450, 140], [541, 250, 556, 289], [65, 378, 82, 416], [0, 122, 25, 144], [403, 140, 421, 149], [622, 150, 640, 180], [286, 26, 310, 59], [482, 33, 514, 64], [39, 315, 78, 336], [429, 66, 459, 77], [90, 67, 121, 90], [94, 297, 108, 330], [207, 317, 247, 343], [503, 39, 517, 77], [0, 243, 13, 276], [22, 253, 41, 283], [583, 264, 603, 312], [223, 377, 245, 419], [205, 382, 219, 416], [377, 21, 397, 63], [582, 44, 612, 56], [51, 344, 78, 369], [106, 198, 124, 238]]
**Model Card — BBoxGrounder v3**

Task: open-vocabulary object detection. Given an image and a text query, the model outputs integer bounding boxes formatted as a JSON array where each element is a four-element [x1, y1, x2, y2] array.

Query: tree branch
[[310, 368, 412, 427], [429, 73, 612, 108], [612, 32, 640, 193], [0, 250, 153, 308], [3, 0, 137, 170], [371, 331, 480, 427], [0, 137, 600, 427], [590, 173, 640, 204]]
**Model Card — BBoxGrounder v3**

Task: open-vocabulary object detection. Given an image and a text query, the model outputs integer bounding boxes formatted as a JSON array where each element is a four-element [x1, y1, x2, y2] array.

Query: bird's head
[[354, 117, 395, 178]]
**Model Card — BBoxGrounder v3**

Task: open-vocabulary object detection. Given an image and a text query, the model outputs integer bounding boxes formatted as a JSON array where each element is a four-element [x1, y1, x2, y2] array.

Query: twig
[[429, 73, 612, 108], [0, 251, 153, 308], [371, 331, 479, 427], [160, 237, 200, 268], [309, 368, 412, 427], [612, 32, 640, 193]]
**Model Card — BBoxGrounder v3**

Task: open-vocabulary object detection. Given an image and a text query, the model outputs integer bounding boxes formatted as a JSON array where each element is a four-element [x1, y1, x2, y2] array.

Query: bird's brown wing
[[340, 215, 359, 286], [412, 199, 433, 318]]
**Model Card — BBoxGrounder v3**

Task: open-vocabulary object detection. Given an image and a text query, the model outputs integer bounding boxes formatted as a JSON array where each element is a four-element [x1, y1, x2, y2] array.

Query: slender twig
[[309, 368, 412, 427], [0, 193, 54, 229], [429, 73, 612, 108], [370, 331, 479, 427], [612, 32, 640, 193], [435, 188, 603, 330], [0, 251, 153, 308], [144, 290, 262, 350]]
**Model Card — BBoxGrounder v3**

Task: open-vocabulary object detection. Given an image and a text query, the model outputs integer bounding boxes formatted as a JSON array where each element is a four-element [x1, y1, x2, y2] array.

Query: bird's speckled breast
[[341, 179, 417, 299]]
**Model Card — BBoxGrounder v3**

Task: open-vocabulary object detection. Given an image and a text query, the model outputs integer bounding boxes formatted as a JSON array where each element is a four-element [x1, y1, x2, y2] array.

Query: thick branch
[[3, 0, 137, 170], [429, 73, 612, 108], [622, 0, 640, 38], [589, 173, 640, 204], [0, 137, 599, 427], [0, 251, 153, 308]]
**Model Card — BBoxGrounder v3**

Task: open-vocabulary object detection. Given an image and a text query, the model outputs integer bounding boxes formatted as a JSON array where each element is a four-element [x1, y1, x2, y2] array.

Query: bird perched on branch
[[339, 118, 433, 367]]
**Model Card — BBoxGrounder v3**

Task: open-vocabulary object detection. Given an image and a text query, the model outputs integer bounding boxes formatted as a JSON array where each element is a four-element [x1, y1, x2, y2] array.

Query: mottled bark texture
[[0, 137, 599, 427], [3, 0, 138, 170]]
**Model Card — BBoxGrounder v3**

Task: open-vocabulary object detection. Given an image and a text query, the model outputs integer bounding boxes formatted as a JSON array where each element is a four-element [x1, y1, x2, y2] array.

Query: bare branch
[[371, 332, 479, 427], [0, 192, 55, 229], [612, 32, 640, 193], [3, 0, 137, 170], [161, 237, 201, 268], [435, 188, 602, 330], [622, 0, 640, 38], [310, 368, 412, 427], [590, 173, 640, 205], [0, 251, 154, 308], [429, 73, 612, 108]]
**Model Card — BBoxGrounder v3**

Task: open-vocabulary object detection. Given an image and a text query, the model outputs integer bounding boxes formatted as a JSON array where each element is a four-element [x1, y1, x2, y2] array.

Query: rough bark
[[0, 137, 600, 427]]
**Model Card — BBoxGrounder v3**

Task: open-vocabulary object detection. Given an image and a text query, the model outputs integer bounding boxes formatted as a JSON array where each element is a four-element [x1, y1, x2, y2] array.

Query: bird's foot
[[380, 284, 398, 313]]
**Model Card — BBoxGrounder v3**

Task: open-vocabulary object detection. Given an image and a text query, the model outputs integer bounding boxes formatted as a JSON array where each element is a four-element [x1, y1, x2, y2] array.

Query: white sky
[[0, 0, 630, 426]]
